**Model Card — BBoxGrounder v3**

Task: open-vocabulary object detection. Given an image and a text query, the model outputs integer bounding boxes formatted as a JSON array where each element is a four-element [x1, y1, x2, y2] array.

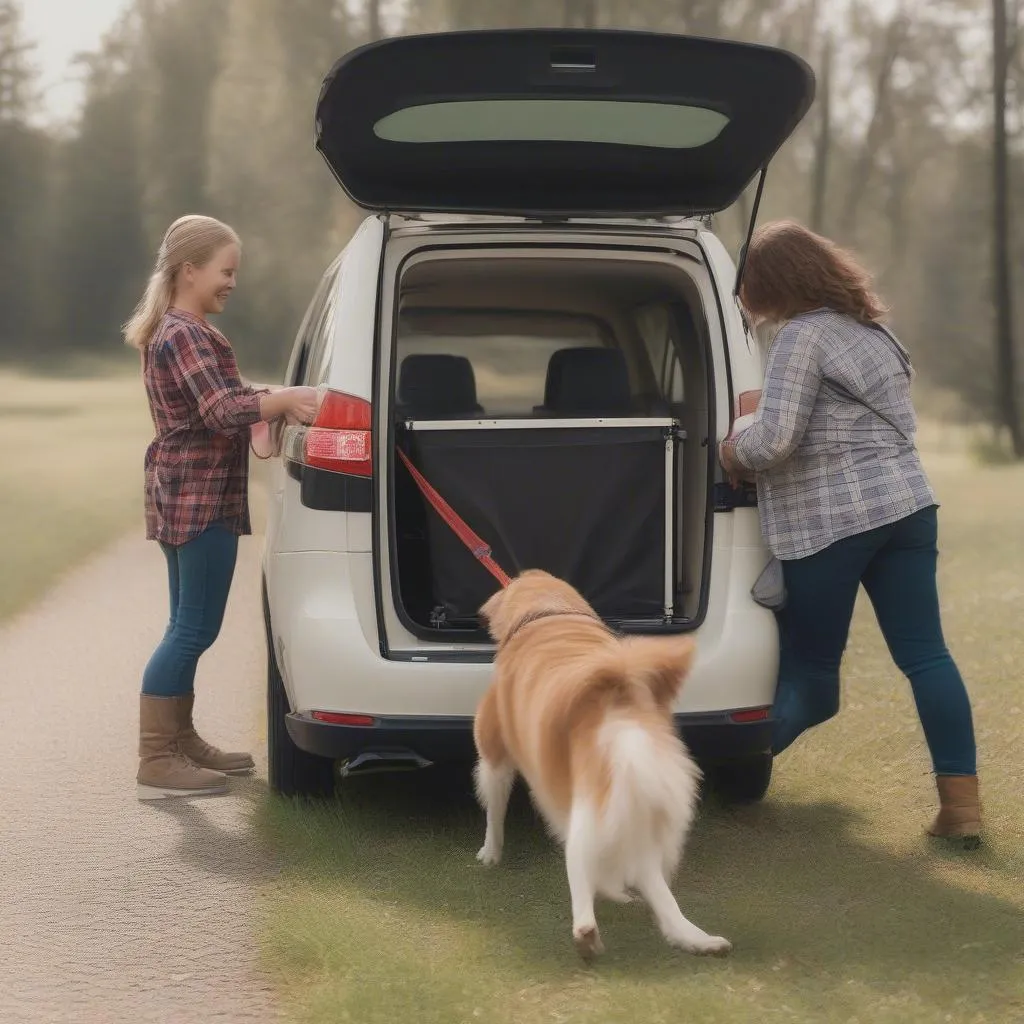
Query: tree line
[[0, 0, 1020, 446]]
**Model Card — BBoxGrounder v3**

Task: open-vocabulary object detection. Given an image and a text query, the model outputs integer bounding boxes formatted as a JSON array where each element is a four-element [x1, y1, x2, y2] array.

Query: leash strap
[[397, 448, 512, 589]]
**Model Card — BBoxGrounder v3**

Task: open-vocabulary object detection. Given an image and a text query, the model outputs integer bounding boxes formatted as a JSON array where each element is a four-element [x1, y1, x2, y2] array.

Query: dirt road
[[0, 533, 284, 1023]]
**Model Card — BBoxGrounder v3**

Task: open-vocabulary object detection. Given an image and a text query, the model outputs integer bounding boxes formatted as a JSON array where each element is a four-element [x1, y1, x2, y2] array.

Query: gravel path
[[0, 534, 284, 1023]]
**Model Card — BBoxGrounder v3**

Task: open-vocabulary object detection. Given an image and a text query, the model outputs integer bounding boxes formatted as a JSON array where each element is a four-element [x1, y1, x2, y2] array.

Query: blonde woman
[[720, 220, 981, 844], [124, 215, 318, 800]]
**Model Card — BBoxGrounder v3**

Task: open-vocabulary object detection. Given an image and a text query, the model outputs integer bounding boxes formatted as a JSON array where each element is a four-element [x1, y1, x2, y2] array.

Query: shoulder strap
[[873, 322, 914, 373], [823, 322, 911, 442], [825, 378, 910, 441]]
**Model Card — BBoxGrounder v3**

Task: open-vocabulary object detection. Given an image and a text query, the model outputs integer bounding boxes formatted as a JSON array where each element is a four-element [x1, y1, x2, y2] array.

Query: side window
[[634, 303, 685, 405], [302, 256, 346, 387], [286, 258, 341, 387]]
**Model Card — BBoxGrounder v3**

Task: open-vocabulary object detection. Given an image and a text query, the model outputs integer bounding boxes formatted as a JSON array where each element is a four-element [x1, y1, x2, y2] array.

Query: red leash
[[397, 448, 512, 589]]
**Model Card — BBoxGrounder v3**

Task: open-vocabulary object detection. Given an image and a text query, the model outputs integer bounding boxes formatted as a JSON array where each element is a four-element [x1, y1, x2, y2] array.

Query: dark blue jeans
[[772, 505, 977, 776], [141, 522, 239, 697]]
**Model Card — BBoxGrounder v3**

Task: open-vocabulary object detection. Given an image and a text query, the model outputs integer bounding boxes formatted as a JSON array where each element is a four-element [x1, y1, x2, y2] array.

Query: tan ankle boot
[[137, 695, 229, 800], [928, 774, 981, 844], [176, 692, 255, 775]]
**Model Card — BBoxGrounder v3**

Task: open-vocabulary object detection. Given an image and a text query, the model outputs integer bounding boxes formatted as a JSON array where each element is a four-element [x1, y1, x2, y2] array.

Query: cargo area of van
[[263, 27, 809, 795], [380, 250, 715, 644]]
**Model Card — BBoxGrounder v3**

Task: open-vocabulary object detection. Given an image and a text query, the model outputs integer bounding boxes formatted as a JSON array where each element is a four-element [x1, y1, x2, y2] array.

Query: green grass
[[969, 431, 1020, 467], [254, 454, 1024, 1024], [3, 376, 1019, 1021], [0, 371, 154, 621], [0, 368, 275, 623]]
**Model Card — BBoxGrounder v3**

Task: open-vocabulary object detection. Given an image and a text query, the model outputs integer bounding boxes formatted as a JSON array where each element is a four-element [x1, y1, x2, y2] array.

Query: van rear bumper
[[286, 709, 773, 765]]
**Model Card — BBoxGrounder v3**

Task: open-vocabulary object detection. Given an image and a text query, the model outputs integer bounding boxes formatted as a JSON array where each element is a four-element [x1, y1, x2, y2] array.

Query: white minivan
[[261, 28, 815, 801]]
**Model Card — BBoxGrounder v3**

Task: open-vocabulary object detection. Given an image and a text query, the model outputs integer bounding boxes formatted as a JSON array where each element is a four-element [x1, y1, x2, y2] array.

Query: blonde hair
[[740, 219, 888, 325], [122, 214, 240, 350]]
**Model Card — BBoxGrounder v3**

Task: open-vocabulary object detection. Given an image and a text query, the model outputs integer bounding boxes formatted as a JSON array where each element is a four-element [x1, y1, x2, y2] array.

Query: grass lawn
[[0, 370, 154, 622], [254, 454, 1024, 1024], [0, 367, 276, 624], [3, 372, 1018, 1021]]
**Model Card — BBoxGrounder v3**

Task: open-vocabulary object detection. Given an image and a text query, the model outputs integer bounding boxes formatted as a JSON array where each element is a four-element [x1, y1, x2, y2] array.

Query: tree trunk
[[678, 0, 721, 36], [809, 30, 832, 235], [367, 0, 382, 40], [839, 9, 906, 238], [993, 0, 1022, 454], [0, 0, 34, 122], [563, 0, 597, 27]]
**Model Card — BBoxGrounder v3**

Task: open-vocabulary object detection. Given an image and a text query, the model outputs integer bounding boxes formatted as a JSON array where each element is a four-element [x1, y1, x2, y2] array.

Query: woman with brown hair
[[720, 220, 981, 843]]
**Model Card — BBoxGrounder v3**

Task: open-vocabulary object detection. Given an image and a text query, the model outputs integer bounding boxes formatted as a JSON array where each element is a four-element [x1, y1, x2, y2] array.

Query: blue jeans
[[141, 522, 239, 697], [772, 505, 977, 776]]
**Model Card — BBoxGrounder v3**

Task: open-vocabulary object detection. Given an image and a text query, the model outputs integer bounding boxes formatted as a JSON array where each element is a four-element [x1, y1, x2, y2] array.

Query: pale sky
[[22, 0, 131, 126]]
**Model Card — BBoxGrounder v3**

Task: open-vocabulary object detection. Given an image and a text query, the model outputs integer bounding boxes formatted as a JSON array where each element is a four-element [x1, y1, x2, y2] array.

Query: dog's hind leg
[[634, 861, 732, 956], [565, 804, 604, 959]]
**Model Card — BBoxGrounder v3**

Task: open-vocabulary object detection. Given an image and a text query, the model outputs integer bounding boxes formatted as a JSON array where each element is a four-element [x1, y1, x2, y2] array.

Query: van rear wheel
[[708, 752, 772, 804], [263, 585, 336, 799]]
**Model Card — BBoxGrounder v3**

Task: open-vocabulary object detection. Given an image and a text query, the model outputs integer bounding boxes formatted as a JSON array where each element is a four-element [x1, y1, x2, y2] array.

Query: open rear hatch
[[315, 28, 815, 217]]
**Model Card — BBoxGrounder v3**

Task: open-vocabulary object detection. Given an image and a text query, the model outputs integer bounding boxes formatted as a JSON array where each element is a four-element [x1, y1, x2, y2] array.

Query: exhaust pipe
[[338, 749, 433, 778]]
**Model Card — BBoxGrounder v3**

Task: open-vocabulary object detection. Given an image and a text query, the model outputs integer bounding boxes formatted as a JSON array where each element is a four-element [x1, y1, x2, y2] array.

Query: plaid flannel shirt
[[732, 308, 936, 560], [143, 308, 264, 546]]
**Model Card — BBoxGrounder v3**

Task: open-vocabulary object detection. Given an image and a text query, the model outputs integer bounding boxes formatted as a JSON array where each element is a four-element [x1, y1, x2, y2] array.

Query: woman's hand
[[258, 385, 320, 425], [285, 386, 319, 425], [719, 436, 752, 488]]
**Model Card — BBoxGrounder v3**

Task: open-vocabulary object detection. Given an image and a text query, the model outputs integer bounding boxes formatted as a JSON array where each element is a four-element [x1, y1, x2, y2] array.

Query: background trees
[[2, 0, 1020, 446]]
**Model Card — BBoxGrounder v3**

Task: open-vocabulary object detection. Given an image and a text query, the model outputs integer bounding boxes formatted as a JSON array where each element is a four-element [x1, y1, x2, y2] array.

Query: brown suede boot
[[176, 692, 255, 775], [928, 774, 982, 845], [137, 695, 228, 800]]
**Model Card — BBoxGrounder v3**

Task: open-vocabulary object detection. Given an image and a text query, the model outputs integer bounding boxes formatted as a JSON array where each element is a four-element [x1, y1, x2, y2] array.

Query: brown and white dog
[[473, 569, 731, 959]]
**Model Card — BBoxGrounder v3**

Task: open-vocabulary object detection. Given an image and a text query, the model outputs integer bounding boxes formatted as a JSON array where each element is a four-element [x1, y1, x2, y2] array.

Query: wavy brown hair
[[739, 220, 889, 325]]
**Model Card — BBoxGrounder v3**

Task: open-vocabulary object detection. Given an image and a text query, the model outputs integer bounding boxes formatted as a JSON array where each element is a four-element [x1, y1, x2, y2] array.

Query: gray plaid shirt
[[732, 308, 936, 560]]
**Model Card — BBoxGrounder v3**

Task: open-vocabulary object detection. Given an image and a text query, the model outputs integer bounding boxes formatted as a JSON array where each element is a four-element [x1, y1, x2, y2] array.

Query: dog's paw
[[684, 934, 732, 957], [573, 923, 604, 961], [476, 845, 501, 867]]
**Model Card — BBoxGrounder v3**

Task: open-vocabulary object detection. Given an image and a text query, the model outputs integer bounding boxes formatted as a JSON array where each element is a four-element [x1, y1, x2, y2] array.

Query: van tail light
[[311, 711, 377, 727], [284, 390, 373, 476], [729, 707, 770, 724]]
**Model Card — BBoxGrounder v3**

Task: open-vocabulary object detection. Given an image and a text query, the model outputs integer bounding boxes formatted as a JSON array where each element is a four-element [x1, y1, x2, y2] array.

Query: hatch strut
[[733, 165, 768, 297]]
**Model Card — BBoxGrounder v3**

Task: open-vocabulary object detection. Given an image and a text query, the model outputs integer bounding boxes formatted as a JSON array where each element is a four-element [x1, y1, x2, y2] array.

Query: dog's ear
[[479, 586, 508, 641], [622, 635, 697, 710]]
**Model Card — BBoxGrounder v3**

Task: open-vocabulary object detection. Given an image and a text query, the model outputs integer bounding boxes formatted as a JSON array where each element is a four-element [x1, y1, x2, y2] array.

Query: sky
[[21, 0, 131, 126]]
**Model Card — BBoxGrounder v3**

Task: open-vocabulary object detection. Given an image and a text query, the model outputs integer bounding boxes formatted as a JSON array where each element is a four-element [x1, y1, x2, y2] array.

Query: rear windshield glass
[[374, 100, 729, 150], [396, 309, 608, 417]]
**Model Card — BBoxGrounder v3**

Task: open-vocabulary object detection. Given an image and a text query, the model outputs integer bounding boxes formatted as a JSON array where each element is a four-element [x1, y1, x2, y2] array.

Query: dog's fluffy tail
[[584, 636, 702, 893], [600, 717, 702, 886]]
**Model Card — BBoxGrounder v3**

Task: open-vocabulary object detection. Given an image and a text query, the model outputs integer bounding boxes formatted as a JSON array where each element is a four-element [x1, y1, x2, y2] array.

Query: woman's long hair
[[739, 219, 888, 325], [122, 215, 240, 350]]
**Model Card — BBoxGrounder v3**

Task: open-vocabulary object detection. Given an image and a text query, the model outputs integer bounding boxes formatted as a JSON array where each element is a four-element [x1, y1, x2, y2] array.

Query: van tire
[[708, 752, 772, 804], [263, 584, 336, 799]]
